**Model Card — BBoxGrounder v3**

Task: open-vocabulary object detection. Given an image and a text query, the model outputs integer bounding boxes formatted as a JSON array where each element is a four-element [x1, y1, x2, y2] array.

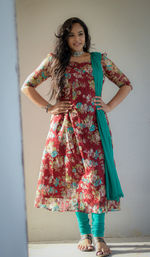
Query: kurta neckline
[[69, 61, 91, 65]]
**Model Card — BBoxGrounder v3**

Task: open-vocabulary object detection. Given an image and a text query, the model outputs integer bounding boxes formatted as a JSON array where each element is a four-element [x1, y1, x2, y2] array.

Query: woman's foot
[[93, 237, 111, 256], [78, 234, 95, 251]]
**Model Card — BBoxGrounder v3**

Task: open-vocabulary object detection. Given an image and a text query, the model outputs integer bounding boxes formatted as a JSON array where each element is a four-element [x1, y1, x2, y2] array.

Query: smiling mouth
[[74, 43, 81, 46]]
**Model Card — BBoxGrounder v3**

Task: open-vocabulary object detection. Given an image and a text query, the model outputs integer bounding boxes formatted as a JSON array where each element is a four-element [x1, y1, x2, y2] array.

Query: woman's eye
[[68, 33, 83, 37]]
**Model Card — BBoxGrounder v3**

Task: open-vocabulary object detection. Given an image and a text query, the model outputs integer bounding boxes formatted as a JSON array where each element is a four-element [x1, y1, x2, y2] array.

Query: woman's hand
[[93, 96, 112, 113], [48, 100, 73, 114]]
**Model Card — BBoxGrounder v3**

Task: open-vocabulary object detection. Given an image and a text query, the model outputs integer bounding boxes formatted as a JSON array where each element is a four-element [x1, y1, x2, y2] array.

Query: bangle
[[41, 103, 52, 113]]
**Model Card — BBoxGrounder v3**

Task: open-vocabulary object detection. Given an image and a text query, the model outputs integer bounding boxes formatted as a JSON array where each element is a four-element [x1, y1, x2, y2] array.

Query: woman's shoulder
[[90, 51, 108, 59], [47, 52, 56, 60], [101, 52, 112, 66], [101, 52, 108, 58], [90, 51, 112, 71], [48, 52, 56, 56]]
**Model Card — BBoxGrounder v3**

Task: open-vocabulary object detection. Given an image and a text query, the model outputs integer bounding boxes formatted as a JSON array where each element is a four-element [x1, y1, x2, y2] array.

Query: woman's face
[[67, 23, 86, 53]]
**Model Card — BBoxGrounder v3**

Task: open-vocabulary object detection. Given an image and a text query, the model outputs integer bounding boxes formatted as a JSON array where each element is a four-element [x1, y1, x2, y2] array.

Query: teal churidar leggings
[[75, 212, 105, 237]]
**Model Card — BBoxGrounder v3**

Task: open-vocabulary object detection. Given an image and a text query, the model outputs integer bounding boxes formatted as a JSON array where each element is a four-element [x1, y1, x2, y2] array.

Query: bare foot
[[94, 237, 111, 256], [78, 235, 94, 251]]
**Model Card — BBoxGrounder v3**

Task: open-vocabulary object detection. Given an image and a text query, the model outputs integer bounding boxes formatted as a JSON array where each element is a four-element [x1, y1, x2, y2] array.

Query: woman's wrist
[[107, 85, 132, 112], [41, 103, 52, 112], [106, 103, 114, 112]]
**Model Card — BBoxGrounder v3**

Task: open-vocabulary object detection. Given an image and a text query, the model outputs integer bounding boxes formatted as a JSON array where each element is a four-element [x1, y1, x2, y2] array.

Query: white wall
[[16, 0, 150, 242], [0, 0, 28, 256]]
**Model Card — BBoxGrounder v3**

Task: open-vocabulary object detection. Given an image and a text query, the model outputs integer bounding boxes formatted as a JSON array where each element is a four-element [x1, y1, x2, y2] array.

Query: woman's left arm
[[94, 53, 133, 113], [107, 82, 132, 112]]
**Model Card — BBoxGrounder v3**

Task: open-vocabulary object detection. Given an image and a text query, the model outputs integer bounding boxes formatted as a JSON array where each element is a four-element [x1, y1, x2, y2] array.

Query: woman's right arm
[[21, 53, 73, 114], [21, 52, 54, 109]]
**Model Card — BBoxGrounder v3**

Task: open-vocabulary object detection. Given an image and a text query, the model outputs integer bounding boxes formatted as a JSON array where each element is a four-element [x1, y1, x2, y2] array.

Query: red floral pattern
[[22, 52, 132, 213]]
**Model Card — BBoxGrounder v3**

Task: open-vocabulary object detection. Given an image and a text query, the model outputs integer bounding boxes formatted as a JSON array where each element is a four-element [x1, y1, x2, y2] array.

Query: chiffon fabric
[[91, 52, 124, 201]]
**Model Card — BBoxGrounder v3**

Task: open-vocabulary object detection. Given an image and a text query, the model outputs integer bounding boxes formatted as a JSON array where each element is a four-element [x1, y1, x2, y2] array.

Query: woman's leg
[[91, 212, 105, 237], [91, 213, 111, 255], [75, 211, 91, 235], [75, 211, 93, 250]]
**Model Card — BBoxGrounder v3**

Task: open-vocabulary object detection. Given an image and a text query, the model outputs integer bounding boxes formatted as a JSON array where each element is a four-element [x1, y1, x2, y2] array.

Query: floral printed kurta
[[23, 52, 133, 214]]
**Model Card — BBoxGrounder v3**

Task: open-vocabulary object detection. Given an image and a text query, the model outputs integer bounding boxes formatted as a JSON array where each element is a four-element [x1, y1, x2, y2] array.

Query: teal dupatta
[[90, 52, 124, 202]]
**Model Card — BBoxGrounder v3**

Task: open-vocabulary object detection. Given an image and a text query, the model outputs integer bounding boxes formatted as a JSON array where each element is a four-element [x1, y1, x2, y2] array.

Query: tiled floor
[[28, 237, 150, 257]]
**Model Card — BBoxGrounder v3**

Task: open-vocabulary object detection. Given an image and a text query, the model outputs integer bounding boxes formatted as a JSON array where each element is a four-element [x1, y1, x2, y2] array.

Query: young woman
[[21, 17, 133, 257]]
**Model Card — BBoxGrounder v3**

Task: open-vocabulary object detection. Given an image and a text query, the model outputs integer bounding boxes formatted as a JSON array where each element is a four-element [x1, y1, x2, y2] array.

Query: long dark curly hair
[[48, 17, 92, 102]]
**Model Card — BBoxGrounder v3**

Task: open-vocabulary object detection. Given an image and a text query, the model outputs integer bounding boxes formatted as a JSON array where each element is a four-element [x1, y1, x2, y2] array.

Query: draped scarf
[[90, 51, 124, 202]]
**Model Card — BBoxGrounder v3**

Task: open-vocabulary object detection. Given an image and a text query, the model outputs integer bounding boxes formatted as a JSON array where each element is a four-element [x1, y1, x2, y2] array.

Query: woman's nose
[[74, 35, 80, 41]]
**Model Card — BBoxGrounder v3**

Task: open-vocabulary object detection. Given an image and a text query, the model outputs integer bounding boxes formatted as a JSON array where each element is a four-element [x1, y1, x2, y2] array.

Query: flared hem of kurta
[[34, 197, 120, 214]]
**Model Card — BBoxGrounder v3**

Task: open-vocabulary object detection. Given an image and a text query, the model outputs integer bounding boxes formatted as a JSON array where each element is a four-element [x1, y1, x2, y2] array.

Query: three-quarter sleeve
[[22, 52, 54, 89], [101, 53, 133, 90]]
